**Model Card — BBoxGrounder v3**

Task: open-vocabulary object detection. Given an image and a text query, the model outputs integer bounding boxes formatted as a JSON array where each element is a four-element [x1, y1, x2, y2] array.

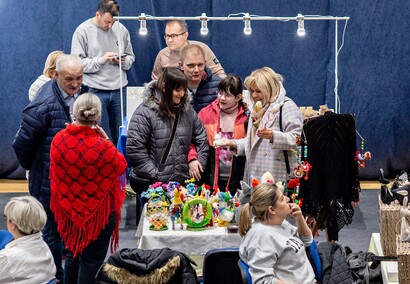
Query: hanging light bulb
[[200, 13, 208, 35], [297, 13, 305, 37], [139, 13, 147, 36], [243, 13, 252, 35]]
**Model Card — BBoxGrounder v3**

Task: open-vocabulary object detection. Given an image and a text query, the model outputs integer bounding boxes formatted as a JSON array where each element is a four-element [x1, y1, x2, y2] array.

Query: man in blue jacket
[[12, 54, 84, 282], [179, 44, 221, 113]]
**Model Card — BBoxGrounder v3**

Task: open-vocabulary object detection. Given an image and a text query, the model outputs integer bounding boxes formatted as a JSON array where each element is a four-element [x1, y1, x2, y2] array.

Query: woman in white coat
[[216, 67, 303, 184], [0, 196, 56, 283]]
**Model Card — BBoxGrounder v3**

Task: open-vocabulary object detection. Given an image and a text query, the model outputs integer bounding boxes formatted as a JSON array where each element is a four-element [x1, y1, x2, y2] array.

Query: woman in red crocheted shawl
[[49, 93, 127, 284]]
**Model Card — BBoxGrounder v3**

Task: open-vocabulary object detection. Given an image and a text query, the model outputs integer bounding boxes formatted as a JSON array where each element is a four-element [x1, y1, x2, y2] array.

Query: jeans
[[42, 204, 64, 283], [64, 214, 116, 284], [88, 87, 126, 146]]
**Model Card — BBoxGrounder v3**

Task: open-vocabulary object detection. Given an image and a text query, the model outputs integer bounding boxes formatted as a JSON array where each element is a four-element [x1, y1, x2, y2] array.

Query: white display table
[[135, 206, 241, 255], [135, 206, 241, 276]]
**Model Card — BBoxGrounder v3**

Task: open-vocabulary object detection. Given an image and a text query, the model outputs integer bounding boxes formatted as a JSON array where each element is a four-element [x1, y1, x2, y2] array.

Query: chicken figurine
[[216, 192, 235, 226]]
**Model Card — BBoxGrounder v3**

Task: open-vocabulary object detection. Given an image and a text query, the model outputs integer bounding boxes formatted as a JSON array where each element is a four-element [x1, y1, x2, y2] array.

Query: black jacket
[[190, 66, 221, 113]]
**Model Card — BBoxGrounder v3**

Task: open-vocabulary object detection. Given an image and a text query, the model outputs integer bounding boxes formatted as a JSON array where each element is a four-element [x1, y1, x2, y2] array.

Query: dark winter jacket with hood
[[95, 248, 198, 284]]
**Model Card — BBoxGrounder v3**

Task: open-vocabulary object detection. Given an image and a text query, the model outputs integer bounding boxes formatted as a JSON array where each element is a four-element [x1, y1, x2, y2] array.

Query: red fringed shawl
[[50, 125, 127, 257]]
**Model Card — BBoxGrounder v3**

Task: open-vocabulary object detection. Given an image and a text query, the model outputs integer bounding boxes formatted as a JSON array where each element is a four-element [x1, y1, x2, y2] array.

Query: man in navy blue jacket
[[12, 54, 84, 282], [179, 44, 221, 113]]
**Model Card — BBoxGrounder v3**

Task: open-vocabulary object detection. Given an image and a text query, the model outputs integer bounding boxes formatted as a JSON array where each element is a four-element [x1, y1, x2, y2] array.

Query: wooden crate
[[397, 235, 410, 283], [379, 195, 401, 256]]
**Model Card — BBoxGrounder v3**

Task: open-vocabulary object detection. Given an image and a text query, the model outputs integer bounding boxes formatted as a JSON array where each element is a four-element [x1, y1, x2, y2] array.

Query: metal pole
[[334, 20, 339, 114], [117, 20, 125, 127], [115, 15, 350, 22]]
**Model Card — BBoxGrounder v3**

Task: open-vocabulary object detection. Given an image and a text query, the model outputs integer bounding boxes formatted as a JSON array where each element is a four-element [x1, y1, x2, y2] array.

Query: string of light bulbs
[[114, 13, 349, 124], [115, 13, 349, 37]]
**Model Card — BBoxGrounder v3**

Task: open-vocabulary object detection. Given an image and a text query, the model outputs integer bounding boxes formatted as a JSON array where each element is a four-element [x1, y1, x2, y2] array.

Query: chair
[[238, 259, 252, 284], [307, 241, 322, 283], [202, 248, 242, 284], [0, 230, 13, 250]]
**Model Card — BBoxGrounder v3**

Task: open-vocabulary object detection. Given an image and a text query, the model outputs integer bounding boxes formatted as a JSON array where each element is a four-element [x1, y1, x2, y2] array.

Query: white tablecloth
[[136, 206, 241, 255]]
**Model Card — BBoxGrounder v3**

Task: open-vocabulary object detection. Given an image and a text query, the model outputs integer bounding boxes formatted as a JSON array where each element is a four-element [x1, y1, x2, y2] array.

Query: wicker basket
[[379, 195, 401, 256], [397, 235, 410, 283]]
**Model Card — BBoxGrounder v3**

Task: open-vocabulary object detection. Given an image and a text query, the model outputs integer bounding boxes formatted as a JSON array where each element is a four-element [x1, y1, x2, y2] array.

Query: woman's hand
[[289, 203, 303, 219], [95, 124, 110, 140], [214, 139, 237, 149], [189, 160, 203, 181], [290, 203, 312, 238], [257, 129, 273, 141]]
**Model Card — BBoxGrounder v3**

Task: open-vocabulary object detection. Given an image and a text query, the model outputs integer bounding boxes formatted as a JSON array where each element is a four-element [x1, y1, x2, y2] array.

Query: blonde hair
[[244, 67, 283, 107], [238, 183, 281, 236], [73, 93, 102, 123], [43, 51, 64, 78], [4, 196, 47, 235]]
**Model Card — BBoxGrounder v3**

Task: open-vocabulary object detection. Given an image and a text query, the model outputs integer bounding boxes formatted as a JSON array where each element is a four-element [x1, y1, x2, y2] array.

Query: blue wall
[[1, 0, 409, 179]]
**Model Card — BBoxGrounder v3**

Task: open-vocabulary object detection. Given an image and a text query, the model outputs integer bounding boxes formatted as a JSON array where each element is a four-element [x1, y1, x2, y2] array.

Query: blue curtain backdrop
[[0, 0, 409, 179]]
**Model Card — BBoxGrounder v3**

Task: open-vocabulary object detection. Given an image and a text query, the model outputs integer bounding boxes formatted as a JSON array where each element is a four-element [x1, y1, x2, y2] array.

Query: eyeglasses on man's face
[[164, 32, 186, 40]]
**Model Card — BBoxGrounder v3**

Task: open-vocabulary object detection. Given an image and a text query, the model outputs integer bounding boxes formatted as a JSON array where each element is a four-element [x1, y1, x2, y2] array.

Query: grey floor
[[314, 189, 380, 252], [0, 189, 379, 257]]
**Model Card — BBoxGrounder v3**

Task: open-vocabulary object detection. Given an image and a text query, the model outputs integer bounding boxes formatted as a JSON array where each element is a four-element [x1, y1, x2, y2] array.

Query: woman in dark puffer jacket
[[127, 67, 208, 205]]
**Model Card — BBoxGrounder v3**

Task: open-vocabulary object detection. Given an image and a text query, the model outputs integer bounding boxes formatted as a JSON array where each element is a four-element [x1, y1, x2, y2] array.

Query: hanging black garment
[[299, 113, 361, 241]]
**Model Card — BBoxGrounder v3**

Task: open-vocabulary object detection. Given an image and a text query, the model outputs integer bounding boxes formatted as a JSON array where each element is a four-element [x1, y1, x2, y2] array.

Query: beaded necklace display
[[286, 129, 312, 206], [294, 129, 312, 179]]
